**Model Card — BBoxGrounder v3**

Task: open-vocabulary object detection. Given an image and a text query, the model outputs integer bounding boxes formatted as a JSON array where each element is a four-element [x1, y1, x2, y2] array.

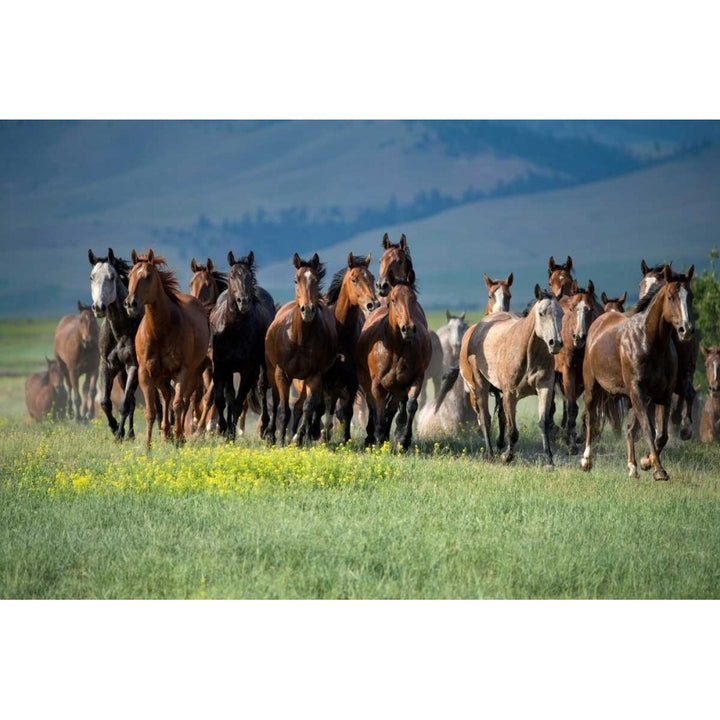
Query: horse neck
[[142, 278, 173, 335], [642, 287, 674, 347], [290, 303, 317, 344], [105, 278, 129, 329], [332, 286, 362, 340], [520, 309, 544, 367]]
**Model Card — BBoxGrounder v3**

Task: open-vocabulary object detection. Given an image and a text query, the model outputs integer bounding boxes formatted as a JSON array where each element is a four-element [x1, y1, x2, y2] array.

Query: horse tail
[[433, 366, 459, 414]]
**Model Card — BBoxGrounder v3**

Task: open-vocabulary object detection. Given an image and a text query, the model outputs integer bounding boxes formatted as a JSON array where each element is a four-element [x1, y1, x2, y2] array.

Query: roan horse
[[356, 280, 432, 451], [580, 265, 695, 480], [699, 346, 720, 443], [25, 357, 68, 421], [376, 232, 442, 405], [53, 301, 100, 422], [124, 249, 210, 447], [210, 250, 276, 439], [89, 248, 142, 440], [265, 253, 338, 446], [640, 259, 698, 440], [554, 280, 601, 454]]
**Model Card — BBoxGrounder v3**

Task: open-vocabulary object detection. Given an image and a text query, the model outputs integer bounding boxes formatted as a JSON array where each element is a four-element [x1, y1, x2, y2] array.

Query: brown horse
[[554, 280, 602, 454], [601, 291, 627, 313], [25, 358, 68, 421], [53, 301, 100, 422], [376, 232, 441, 405], [548, 256, 575, 297], [699, 346, 720, 442], [265, 253, 338, 446], [581, 265, 695, 480], [639, 259, 698, 440], [484, 273, 513, 315], [450, 285, 563, 467], [356, 281, 432, 451], [125, 249, 210, 448]]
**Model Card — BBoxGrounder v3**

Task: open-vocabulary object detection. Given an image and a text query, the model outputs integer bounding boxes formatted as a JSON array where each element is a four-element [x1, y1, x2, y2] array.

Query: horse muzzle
[[365, 299, 381, 316], [124, 298, 140, 317], [376, 281, 390, 298], [92, 302, 106, 319], [572, 333, 586, 349], [235, 299, 251, 314], [300, 304, 317, 322], [548, 337, 563, 354], [400, 324, 417, 341], [676, 323, 694, 342]]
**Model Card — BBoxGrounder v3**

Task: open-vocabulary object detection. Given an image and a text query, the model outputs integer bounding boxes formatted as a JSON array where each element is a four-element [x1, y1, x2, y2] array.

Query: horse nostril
[[549, 339, 554, 346]]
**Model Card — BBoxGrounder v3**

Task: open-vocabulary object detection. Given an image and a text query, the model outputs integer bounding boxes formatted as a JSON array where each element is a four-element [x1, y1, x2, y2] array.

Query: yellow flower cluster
[[23, 442, 401, 497]]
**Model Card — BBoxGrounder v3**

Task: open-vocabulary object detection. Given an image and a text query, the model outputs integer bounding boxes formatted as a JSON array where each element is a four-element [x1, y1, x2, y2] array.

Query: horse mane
[[631, 280, 664, 314], [195, 263, 228, 294], [326, 255, 370, 305], [90, 251, 132, 283], [135, 253, 183, 303], [295, 256, 327, 290]]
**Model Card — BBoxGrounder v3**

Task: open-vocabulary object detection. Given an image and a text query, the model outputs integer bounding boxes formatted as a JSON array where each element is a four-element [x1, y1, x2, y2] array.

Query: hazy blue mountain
[[1, 120, 718, 317]]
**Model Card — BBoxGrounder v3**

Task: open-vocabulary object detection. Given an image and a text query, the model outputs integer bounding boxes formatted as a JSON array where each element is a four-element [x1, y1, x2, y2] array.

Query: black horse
[[210, 250, 276, 439]]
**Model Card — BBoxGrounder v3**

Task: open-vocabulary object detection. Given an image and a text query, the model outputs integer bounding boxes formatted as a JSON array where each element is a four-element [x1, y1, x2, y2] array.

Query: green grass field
[[2, 318, 719, 599]]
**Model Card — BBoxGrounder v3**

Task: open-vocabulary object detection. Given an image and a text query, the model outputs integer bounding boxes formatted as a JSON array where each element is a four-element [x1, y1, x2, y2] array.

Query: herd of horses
[[23, 233, 720, 481]]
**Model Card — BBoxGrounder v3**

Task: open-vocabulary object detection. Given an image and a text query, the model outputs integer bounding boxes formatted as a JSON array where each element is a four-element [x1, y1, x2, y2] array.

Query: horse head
[[533, 284, 564, 355], [343, 253, 380, 317], [292, 252, 325, 323], [377, 233, 416, 297], [444, 310, 468, 358], [565, 280, 597, 349], [89, 247, 127, 318], [388, 282, 419, 342], [702, 346, 720, 393], [548, 255, 574, 298], [125, 248, 173, 317], [639, 259, 670, 299], [227, 251, 257, 315], [483, 272, 513, 313], [76, 301, 98, 349], [190, 256, 225, 311], [661, 264, 695, 342], [601, 290, 627, 313]]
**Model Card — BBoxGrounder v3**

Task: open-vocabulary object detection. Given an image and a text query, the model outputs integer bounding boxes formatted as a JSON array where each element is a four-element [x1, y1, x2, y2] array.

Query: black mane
[[326, 255, 370, 304]]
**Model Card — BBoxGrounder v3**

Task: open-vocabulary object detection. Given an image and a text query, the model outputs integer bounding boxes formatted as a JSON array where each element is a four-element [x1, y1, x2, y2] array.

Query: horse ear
[[311, 253, 320, 269], [446, 309, 451, 321], [460, 311, 466, 321], [663, 264, 672, 282], [77, 300, 83, 312], [207, 258, 214, 272], [641, 259, 649, 275], [587, 279, 595, 295], [483, 273, 492, 289], [506, 273, 513, 287], [534, 284, 542, 300], [566, 256, 573, 272], [88, 249, 97, 265], [228, 251, 236, 267], [191, 258, 199, 272], [292, 253, 302, 269], [399, 234, 407, 250], [619, 291, 627, 304], [131, 249, 138, 264], [364, 254, 371, 266], [247, 251, 254, 267], [108, 248, 115, 263], [147, 248, 154, 263], [548, 256, 556, 272], [570, 280, 578, 295], [601, 291, 609, 304], [347, 253, 355, 269], [686, 264, 695, 281], [382, 233, 391, 249]]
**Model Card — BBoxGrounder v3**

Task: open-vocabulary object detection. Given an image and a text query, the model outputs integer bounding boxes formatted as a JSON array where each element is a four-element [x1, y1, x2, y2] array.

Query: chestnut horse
[[356, 281, 432, 451], [25, 358, 68, 421], [451, 285, 563, 467], [640, 259, 698, 440], [548, 256, 575, 298], [53, 301, 99, 422], [125, 249, 210, 447], [554, 280, 602, 454], [581, 265, 695, 480], [699, 346, 720, 442], [484, 273, 513, 315], [265, 253, 338, 446], [376, 232, 442, 405], [210, 250, 276, 439], [89, 248, 142, 440]]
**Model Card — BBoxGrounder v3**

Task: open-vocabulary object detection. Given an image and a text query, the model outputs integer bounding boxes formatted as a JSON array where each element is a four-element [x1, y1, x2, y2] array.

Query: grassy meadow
[[1, 317, 719, 599]]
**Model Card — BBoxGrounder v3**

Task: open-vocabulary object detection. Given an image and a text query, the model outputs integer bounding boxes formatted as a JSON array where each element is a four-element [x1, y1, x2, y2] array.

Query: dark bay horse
[[451, 285, 564, 467], [640, 259, 698, 440], [484, 273, 513, 315], [89, 247, 142, 440], [601, 291, 627, 313], [307, 253, 379, 443], [699, 346, 720, 442], [265, 253, 338, 446], [554, 280, 602, 454], [356, 281, 432, 451], [125, 249, 210, 447], [376, 232, 442, 405], [210, 250, 276, 439], [25, 358, 68, 421], [53, 301, 100, 422], [581, 265, 695, 480]]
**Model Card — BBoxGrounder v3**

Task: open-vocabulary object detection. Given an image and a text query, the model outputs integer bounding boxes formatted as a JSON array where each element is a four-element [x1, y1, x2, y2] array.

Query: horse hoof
[[580, 457, 591, 472], [654, 469, 669, 481], [680, 426, 692, 441], [640, 456, 652, 471], [501, 451, 514, 464]]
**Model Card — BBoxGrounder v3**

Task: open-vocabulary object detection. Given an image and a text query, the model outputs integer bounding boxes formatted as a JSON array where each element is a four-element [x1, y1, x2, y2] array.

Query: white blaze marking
[[678, 287, 690, 327], [640, 276, 658, 298]]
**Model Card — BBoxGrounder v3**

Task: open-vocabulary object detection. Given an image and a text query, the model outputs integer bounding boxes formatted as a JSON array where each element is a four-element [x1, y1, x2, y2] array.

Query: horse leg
[[258, 365, 270, 438], [397, 381, 422, 452], [275, 370, 292, 447], [86, 370, 98, 421], [564, 371, 579, 455], [69, 371, 82, 422], [537, 382, 555, 469], [100, 359, 120, 436], [624, 406, 640, 478], [630, 388, 669, 480], [500, 394, 519, 463], [213, 368, 230, 437], [681, 382, 696, 441], [493, 388, 506, 451], [139, 368, 157, 449], [364, 401, 377, 448], [234, 368, 259, 442], [118, 365, 138, 441], [322, 391, 337, 444]]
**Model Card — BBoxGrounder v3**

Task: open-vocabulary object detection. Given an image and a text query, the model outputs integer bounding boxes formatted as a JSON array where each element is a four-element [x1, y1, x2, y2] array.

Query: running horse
[[699, 346, 720, 442], [124, 249, 210, 448], [554, 280, 601, 454], [210, 250, 276, 439], [356, 279, 432, 451], [53, 300, 100, 422], [376, 232, 442, 405], [89, 248, 142, 440], [264, 253, 338, 446], [640, 259, 698, 440], [25, 357, 68, 421], [436, 285, 563, 467], [581, 265, 695, 480]]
